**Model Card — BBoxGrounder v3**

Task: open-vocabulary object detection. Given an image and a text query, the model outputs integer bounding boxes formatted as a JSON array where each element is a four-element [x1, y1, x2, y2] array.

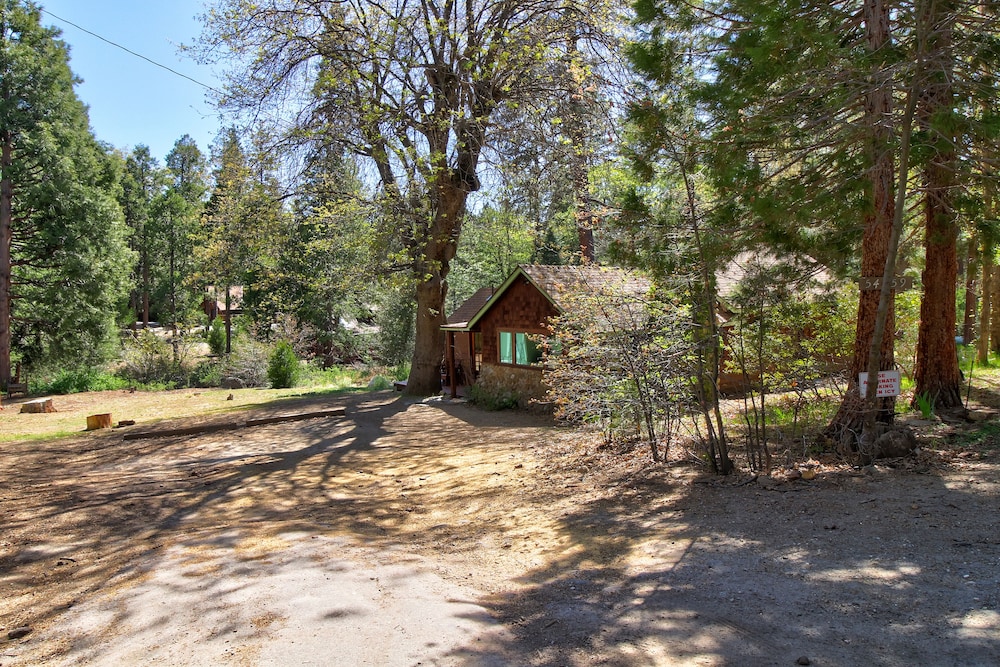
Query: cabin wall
[[478, 276, 559, 364]]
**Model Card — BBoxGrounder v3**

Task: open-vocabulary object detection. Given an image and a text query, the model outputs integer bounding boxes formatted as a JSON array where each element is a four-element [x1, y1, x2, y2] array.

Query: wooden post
[[447, 331, 457, 399]]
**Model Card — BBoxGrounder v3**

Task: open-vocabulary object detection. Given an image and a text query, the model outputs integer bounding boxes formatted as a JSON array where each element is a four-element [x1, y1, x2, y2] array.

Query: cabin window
[[499, 331, 544, 367]]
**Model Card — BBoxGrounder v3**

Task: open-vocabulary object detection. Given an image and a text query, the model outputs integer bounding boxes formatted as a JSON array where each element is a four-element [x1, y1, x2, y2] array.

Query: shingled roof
[[715, 252, 835, 300], [441, 264, 652, 333], [445, 287, 495, 327], [519, 265, 651, 311]]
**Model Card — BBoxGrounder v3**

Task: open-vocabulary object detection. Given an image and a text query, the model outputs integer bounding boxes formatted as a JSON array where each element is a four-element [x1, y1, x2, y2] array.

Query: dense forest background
[[4, 0, 1000, 466]]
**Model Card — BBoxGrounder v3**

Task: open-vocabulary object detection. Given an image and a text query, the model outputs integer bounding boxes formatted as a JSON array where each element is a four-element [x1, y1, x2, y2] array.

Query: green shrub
[[367, 375, 392, 391], [44, 368, 128, 394], [120, 330, 173, 384], [208, 317, 227, 355], [191, 360, 223, 388], [466, 383, 519, 411], [268, 341, 299, 389]]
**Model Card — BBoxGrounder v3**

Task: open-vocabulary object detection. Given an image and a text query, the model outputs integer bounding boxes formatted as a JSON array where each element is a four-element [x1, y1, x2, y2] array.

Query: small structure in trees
[[713, 252, 843, 394], [201, 285, 244, 326]]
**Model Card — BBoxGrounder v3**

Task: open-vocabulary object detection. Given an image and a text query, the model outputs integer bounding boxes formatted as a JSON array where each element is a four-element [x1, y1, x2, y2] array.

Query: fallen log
[[123, 421, 243, 441], [122, 407, 346, 441], [245, 407, 346, 427]]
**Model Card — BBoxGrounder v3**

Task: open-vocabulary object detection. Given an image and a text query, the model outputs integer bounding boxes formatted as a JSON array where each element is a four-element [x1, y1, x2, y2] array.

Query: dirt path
[[1, 392, 999, 666]]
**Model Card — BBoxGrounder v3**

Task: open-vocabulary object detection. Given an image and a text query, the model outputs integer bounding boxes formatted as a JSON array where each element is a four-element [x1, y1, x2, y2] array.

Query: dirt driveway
[[1, 392, 999, 666]]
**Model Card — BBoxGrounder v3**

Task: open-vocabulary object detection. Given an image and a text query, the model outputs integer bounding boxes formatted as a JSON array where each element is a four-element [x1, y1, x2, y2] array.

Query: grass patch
[[0, 375, 381, 444], [949, 421, 1000, 451]]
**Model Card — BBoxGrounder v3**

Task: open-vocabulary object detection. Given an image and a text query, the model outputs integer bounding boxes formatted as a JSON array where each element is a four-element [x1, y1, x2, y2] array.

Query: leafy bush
[[268, 340, 300, 389], [466, 383, 519, 411], [191, 359, 223, 388], [119, 330, 173, 384], [42, 368, 129, 394], [545, 283, 693, 462], [221, 337, 271, 387], [207, 317, 227, 355], [367, 375, 392, 391]]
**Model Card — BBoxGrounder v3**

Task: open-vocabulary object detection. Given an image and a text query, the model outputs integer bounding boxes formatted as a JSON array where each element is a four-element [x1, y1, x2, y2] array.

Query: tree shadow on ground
[[3, 393, 998, 666], [1, 392, 557, 661], [456, 452, 1000, 666]]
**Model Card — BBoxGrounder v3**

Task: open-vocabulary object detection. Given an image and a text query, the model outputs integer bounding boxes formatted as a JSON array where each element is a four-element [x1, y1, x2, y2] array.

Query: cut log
[[86, 413, 113, 430], [20, 398, 56, 414]]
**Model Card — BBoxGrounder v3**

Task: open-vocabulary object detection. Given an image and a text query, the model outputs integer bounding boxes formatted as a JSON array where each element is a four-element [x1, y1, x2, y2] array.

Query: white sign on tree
[[858, 370, 902, 398]]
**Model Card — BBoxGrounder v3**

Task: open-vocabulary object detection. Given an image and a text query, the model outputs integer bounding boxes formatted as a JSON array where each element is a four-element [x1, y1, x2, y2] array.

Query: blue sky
[[39, 0, 225, 163]]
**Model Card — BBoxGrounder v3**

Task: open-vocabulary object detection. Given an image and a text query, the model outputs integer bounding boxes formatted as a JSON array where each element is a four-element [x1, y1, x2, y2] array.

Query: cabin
[[443, 256, 839, 403], [441, 264, 650, 405]]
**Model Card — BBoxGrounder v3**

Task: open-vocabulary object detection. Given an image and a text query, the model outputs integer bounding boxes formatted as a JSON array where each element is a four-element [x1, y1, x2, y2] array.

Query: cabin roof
[[445, 287, 495, 328], [441, 264, 651, 333]]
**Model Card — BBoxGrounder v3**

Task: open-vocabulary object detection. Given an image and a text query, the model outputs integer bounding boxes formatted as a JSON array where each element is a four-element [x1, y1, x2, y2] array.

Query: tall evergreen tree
[[120, 145, 163, 327], [159, 134, 208, 330], [0, 0, 132, 385]]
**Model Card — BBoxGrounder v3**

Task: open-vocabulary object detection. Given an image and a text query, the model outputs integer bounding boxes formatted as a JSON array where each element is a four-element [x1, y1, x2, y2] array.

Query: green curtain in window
[[515, 333, 529, 365], [500, 331, 513, 363]]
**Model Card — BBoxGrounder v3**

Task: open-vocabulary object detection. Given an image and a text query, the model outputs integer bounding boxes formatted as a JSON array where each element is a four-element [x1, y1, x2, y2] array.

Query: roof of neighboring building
[[204, 285, 244, 313], [715, 252, 836, 300], [445, 287, 495, 328]]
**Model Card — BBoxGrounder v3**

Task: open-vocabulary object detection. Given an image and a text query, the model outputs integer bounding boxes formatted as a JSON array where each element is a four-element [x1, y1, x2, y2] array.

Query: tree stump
[[20, 398, 56, 414], [86, 413, 113, 430]]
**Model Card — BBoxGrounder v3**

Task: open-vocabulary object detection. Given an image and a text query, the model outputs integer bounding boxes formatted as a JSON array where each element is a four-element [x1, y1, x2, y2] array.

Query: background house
[[201, 285, 244, 326]]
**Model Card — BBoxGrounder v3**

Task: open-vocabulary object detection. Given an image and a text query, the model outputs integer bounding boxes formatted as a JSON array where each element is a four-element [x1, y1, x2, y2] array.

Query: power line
[[40, 8, 223, 95]]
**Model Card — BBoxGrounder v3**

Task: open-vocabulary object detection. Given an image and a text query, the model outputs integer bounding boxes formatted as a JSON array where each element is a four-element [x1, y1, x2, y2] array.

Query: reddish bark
[[913, 1, 962, 409], [826, 0, 896, 440]]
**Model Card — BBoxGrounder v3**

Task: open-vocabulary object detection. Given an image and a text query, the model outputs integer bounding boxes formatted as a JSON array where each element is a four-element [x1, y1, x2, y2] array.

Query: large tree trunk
[[405, 181, 468, 396], [826, 0, 896, 441], [913, 1, 962, 409], [993, 265, 1000, 354], [979, 188, 996, 363], [914, 185, 962, 406], [0, 133, 12, 389]]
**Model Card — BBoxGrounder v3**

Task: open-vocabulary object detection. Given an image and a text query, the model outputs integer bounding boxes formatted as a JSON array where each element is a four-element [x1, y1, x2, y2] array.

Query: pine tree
[[1, 1, 132, 385], [120, 145, 164, 327], [159, 135, 208, 330]]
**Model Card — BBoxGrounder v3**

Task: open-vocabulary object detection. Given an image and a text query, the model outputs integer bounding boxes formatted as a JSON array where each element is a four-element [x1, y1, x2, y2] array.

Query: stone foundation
[[477, 364, 548, 409]]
